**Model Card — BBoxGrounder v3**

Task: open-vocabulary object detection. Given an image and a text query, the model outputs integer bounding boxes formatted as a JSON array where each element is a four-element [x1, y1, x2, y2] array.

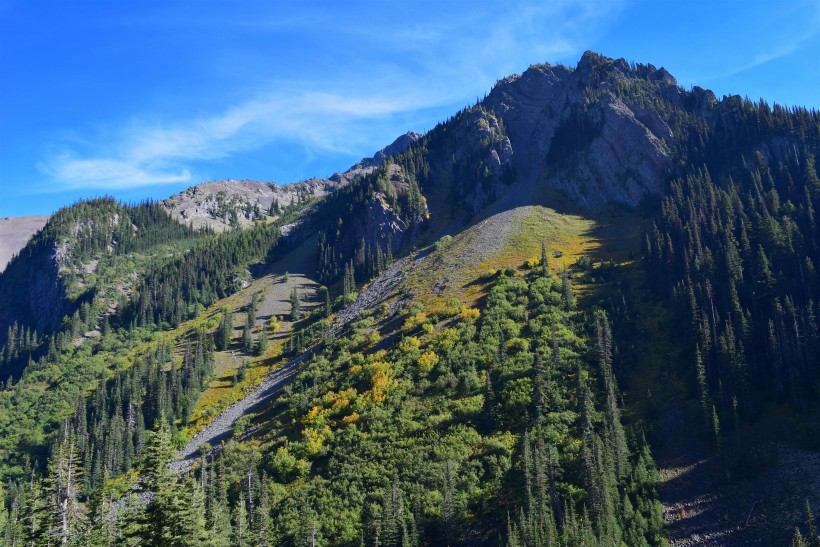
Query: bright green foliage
[[192, 267, 666, 545]]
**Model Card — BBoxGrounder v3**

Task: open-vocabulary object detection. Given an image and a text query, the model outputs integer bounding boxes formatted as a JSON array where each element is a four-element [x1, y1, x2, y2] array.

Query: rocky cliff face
[[317, 53, 690, 268], [0, 242, 66, 337], [483, 51, 679, 208], [349, 164, 428, 257], [426, 107, 515, 215], [332, 50, 813, 269]]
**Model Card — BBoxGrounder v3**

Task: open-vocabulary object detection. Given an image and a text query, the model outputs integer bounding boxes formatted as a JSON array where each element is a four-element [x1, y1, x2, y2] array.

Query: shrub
[[417, 351, 439, 374], [434, 234, 453, 250]]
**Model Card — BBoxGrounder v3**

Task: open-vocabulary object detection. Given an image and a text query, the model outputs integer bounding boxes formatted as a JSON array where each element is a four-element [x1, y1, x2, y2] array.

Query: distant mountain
[[0, 215, 49, 273], [161, 132, 422, 232], [161, 178, 333, 231]]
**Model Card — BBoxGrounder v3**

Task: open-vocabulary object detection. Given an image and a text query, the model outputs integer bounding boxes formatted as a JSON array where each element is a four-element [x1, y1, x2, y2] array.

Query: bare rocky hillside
[[162, 178, 335, 231], [162, 132, 421, 232]]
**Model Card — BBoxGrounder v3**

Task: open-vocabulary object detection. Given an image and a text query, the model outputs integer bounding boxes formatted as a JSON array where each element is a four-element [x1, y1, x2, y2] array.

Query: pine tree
[[24, 474, 49, 544], [532, 352, 547, 418], [256, 325, 269, 356], [441, 460, 457, 545], [177, 475, 209, 546], [794, 528, 807, 547], [290, 287, 302, 322], [6, 484, 24, 546], [45, 430, 85, 545], [805, 499, 820, 547], [249, 294, 259, 323], [85, 468, 118, 546], [320, 286, 331, 317], [541, 241, 549, 277], [141, 415, 188, 546], [236, 360, 248, 384], [115, 492, 147, 546], [232, 493, 250, 547], [207, 458, 233, 546], [595, 311, 628, 480], [242, 323, 254, 354], [253, 474, 274, 546], [561, 269, 575, 310], [0, 481, 7, 544], [216, 307, 233, 351], [343, 261, 356, 301]]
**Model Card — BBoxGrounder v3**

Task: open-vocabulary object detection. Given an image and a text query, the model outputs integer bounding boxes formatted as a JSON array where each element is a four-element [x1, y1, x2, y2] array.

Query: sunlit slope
[[183, 236, 321, 438], [404, 195, 644, 311]]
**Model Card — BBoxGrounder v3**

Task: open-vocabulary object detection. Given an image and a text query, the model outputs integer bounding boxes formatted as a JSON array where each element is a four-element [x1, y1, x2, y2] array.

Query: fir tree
[[541, 241, 549, 277], [242, 323, 254, 354], [290, 287, 302, 322], [216, 307, 233, 351], [141, 416, 189, 546], [45, 430, 85, 545], [256, 325, 269, 356], [0, 481, 7, 544]]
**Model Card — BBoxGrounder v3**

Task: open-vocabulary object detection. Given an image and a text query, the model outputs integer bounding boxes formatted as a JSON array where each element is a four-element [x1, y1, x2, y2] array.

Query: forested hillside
[[0, 198, 203, 381], [1, 261, 667, 546], [0, 198, 306, 486], [1, 52, 819, 546], [646, 148, 820, 432]]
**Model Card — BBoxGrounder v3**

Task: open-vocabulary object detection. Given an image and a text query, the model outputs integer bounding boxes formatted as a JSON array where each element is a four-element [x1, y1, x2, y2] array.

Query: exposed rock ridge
[[161, 178, 334, 231], [483, 51, 683, 208], [162, 132, 421, 232], [329, 131, 422, 185]]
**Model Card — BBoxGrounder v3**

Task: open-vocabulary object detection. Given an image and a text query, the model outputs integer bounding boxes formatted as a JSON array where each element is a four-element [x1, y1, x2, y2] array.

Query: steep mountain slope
[[307, 51, 816, 303], [0, 52, 819, 547], [0, 200, 202, 377], [328, 131, 422, 185]]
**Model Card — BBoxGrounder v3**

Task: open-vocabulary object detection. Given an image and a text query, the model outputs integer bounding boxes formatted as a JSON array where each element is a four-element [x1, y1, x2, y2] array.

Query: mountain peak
[[329, 131, 422, 184]]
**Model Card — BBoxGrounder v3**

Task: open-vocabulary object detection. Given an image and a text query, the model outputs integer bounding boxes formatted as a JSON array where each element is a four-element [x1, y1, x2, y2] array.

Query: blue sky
[[1, 0, 819, 217]]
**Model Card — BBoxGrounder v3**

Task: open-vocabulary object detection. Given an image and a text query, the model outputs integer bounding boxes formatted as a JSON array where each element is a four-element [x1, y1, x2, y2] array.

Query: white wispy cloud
[[38, 154, 192, 190], [711, 33, 818, 81], [36, 0, 621, 192], [37, 88, 432, 190]]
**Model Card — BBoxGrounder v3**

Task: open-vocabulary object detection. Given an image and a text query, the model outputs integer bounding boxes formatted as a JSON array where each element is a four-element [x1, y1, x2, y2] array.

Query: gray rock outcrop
[[483, 51, 680, 208]]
